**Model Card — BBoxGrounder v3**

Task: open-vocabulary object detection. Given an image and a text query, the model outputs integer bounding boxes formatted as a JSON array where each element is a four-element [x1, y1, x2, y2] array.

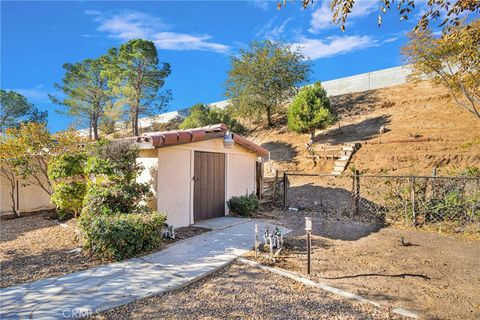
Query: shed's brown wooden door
[[193, 151, 225, 221]]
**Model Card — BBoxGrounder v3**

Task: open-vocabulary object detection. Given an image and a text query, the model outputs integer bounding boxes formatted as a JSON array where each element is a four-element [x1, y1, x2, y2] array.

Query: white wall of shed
[[139, 138, 258, 227]]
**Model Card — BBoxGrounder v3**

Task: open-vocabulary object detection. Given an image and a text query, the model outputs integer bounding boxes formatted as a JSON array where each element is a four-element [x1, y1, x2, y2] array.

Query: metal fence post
[[305, 217, 312, 275], [283, 172, 287, 209], [355, 170, 360, 215], [411, 176, 417, 226], [351, 174, 356, 215], [351, 170, 360, 216]]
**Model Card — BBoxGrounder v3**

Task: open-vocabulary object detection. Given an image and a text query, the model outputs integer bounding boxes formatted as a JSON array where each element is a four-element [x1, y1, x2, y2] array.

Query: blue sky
[[2, 0, 418, 132]]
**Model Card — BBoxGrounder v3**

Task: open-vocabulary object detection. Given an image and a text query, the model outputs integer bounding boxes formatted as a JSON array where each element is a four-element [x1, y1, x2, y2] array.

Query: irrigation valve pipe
[[255, 224, 259, 258], [305, 217, 312, 275]]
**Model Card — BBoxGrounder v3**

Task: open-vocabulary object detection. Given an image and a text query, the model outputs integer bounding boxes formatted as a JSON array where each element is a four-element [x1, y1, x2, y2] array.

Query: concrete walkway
[[0, 217, 288, 319]]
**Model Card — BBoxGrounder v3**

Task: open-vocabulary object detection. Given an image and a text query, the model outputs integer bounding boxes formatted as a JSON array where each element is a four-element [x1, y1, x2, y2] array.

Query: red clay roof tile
[[139, 123, 269, 157]]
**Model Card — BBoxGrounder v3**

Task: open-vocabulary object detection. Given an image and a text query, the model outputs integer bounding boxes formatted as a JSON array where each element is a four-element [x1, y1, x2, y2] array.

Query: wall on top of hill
[[321, 66, 411, 97]]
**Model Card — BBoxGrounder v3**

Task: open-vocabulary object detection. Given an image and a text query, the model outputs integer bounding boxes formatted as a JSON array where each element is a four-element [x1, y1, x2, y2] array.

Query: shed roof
[[136, 123, 269, 157]]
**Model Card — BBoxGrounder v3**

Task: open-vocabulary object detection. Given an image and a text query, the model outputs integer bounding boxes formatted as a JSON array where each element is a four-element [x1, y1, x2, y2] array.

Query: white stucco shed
[[136, 124, 268, 227]]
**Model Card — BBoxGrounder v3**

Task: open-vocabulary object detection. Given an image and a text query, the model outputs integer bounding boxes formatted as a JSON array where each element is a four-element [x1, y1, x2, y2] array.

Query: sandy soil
[[92, 262, 403, 320], [0, 213, 210, 288], [248, 81, 480, 176], [260, 211, 480, 319]]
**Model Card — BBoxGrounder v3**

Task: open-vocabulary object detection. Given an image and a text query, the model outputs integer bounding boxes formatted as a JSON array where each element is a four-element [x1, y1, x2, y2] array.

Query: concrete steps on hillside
[[330, 143, 361, 175]]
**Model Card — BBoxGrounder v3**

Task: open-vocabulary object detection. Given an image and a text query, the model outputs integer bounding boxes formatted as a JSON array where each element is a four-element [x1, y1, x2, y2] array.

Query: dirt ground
[[248, 81, 480, 176], [0, 212, 209, 288], [259, 211, 480, 319], [93, 262, 403, 320]]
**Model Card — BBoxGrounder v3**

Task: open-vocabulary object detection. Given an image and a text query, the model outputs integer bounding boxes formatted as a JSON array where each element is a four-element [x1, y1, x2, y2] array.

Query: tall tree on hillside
[[50, 56, 111, 140], [402, 20, 480, 119], [0, 90, 47, 131], [225, 40, 311, 127], [106, 39, 171, 136], [288, 82, 336, 143]]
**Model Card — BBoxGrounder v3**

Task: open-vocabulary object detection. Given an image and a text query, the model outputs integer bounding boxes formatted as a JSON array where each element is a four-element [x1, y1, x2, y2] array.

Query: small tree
[[79, 139, 166, 260], [288, 82, 336, 143], [179, 103, 246, 134], [0, 133, 22, 216], [0, 90, 47, 131], [402, 20, 480, 119], [225, 40, 311, 127], [106, 39, 171, 136], [48, 153, 88, 219], [0, 123, 55, 196]]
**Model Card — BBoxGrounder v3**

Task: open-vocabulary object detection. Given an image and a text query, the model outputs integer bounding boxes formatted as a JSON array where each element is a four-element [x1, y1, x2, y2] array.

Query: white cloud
[[292, 35, 377, 60], [84, 9, 101, 16], [250, 0, 270, 11], [256, 17, 294, 40], [90, 11, 230, 53], [309, 0, 378, 33], [151, 32, 230, 52], [6, 85, 49, 102]]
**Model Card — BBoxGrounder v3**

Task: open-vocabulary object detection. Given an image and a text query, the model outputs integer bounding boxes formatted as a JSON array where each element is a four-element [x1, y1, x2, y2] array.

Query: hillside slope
[[247, 81, 480, 176]]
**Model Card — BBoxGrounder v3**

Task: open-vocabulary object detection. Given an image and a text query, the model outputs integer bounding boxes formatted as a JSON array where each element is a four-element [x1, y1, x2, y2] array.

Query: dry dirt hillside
[[247, 81, 480, 176]]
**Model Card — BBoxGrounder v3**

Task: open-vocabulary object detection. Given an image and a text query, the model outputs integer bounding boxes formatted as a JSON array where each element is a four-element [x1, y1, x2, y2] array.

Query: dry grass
[[248, 81, 480, 176]]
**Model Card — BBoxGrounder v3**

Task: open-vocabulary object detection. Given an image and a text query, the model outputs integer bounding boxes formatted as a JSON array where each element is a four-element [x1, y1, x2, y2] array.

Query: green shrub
[[423, 191, 477, 222], [227, 193, 259, 217], [48, 153, 87, 218], [461, 166, 480, 177], [79, 212, 167, 261], [78, 139, 166, 260], [84, 156, 115, 177], [90, 139, 140, 183], [50, 182, 87, 217], [82, 181, 152, 216], [288, 82, 336, 143], [179, 103, 247, 134], [48, 153, 87, 180]]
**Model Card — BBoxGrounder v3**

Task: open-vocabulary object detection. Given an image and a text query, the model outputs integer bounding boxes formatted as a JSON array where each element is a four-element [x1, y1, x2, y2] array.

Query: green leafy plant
[[48, 153, 87, 180], [79, 211, 166, 261], [79, 139, 164, 260], [50, 182, 87, 220], [460, 166, 480, 177], [82, 181, 152, 216], [48, 153, 87, 218], [227, 193, 259, 217], [225, 40, 311, 127], [288, 82, 336, 143], [179, 103, 247, 134], [0, 89, 47, 130]]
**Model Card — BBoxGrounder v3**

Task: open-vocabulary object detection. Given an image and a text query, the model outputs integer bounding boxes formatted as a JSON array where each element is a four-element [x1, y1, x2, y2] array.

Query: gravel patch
[[265, 211, 480, 319], [0, 213, 210, 289], [0, 212, 100, 288], [92, 262, 403, 320]]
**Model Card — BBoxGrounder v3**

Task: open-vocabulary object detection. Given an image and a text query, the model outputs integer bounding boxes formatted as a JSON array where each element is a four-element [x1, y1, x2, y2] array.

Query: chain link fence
[[283, 173, 480, 235]]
